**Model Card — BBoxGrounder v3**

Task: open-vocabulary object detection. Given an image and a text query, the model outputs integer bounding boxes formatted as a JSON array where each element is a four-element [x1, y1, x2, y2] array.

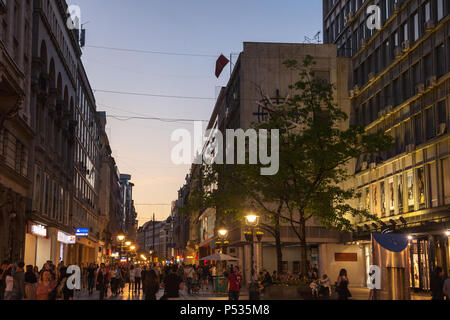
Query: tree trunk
[[274, 216, 283, 274], [299, 217, 308, 276]]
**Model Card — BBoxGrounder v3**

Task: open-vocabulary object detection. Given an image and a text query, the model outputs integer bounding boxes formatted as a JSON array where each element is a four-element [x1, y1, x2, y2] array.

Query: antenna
[[304, 31, 322, 44]]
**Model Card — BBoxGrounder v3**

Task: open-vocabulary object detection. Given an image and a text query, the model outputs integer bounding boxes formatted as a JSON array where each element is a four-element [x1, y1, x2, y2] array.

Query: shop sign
[[58, 231, 76, 244], [111, 252, 119, 258], [76, 228, 89, 237], [29, 222, 47, 238]]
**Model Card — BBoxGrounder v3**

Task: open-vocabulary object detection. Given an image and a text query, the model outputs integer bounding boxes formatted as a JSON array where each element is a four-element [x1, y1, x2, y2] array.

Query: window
[[414, 113, 423, 145], [442, 158, 450, 205], [380, 182, 386, 216], [424, 1, 431, 22], [436, 44, 445, 78], [437, 100, 447, 125], [426, 107, 435, 139], [437, 0, 445, 21], [407, 171, 414, 210], [417, 167, 426, 207], [412, 12, 419, 41], [398, 174, 404, 213]]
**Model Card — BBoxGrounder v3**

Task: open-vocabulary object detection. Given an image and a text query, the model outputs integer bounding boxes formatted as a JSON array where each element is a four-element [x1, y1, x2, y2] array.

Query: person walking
[[143, 269, 160, 300], [336, 269, 351, 300], [36, 271, 58, 300], [430, 267, 445, 300], [211, 264, 217, 291], [24, 265, 37, 300], [227, 266, 243, 301], [161, 264, 184, 300], [11, 262, 25, 300], [96, 263, 109, 300], [184, 264, 195, 295], [443, 274, 450, 300], [87, 263, 96, 295], [135, 265, 142, 293], [3, 262, 14, 300]]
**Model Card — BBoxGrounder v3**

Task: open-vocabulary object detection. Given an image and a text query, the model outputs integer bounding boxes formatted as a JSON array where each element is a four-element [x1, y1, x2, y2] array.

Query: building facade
[[120, 174, 138, 241], [185, 42, 362, 284], [324, 0, 450, 291], [26, 0, 79, 268], [0, 0, 33, 263]]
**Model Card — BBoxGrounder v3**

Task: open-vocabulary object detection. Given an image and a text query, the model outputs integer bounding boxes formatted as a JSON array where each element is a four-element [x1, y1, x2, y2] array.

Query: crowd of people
[[1, 259, 450, 300]]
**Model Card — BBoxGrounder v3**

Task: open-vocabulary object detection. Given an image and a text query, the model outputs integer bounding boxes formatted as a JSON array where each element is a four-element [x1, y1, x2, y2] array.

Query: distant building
[[120, 174, 138, 241]]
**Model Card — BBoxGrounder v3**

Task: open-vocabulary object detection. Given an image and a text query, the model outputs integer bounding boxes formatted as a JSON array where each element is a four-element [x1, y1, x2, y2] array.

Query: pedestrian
[[319, 274, 331, 298], [129, 265, 136, 293], [36, 271, 58, 300], [227, 266, 243, 301], [430, 267, 445, 300], [261, 269, 272, 293], [184, 264, 195, 295], [135, 265, 142, 293], [443, 274, 450, 300], [24, 265, 37, 300], [2, 262, 14, 300], [336, 269, 351, 300], [96, 263, 109, 300], [161, 264, 184, 300], [58, 266, 74, 300], [0, 260, 11, 300], [87, 263, 96, 295], [143, 269, 160, 300], [11, 261, 25, 300]]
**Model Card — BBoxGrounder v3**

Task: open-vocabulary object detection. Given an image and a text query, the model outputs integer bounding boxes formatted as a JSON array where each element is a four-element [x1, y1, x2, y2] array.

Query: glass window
[[417, 167, 426, 206], [407, 171, 414, 209]]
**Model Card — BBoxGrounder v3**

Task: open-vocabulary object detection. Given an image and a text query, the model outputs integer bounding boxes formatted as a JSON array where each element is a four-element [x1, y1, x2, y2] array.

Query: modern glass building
[[323, 0, 449, 292]]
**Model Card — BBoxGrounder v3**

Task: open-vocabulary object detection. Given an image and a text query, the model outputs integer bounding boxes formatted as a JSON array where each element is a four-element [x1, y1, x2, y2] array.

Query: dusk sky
[[74, 0, 323, 225]]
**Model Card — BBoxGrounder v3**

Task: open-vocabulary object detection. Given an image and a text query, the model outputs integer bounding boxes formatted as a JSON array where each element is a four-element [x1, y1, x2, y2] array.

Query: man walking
[[184, 264, 195, 295], [227, 266, 243, 301], [11, 262, 25, 300], [135, 265, 142, 293]]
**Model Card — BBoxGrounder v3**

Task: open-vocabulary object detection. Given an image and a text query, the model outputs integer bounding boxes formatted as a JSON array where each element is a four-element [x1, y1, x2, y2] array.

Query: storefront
[[24, 221, 51, 268]]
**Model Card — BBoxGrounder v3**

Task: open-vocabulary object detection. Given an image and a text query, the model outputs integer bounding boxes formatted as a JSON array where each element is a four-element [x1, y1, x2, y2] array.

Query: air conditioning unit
[[369, 72, 376, 82], [369, 162, 377, 170], [415, 83, 425, 95], [425, 76, 437, 88], [406, 144, 415, 153], [402, 40, 410, 52], [425, 19, 436, 31], [394, 46, 403, 58], [438, 123, 447, 136]]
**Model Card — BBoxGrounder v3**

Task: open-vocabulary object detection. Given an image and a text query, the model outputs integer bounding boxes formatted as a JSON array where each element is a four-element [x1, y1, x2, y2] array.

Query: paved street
[[74, 285, 431, 301], [74, 285, 249, 301]]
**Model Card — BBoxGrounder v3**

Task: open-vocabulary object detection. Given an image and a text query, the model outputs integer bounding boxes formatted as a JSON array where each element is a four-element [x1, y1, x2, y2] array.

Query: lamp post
[[117, 234, 125, 262], [244, 213, 262, 301]]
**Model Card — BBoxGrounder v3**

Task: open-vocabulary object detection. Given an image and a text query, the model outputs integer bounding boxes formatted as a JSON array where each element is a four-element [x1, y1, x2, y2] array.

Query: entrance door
[[410, 238, 430, 291]]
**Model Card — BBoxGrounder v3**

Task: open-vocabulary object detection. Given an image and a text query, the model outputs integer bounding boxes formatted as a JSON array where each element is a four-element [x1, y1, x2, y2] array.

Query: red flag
[[215, 54, 229, 78]]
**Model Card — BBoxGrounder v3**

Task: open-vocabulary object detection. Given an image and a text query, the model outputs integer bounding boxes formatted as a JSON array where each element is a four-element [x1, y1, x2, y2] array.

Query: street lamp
[[117, 235, 125, 241], [125, 241, 132, 246], [245, 213, 261, 300]]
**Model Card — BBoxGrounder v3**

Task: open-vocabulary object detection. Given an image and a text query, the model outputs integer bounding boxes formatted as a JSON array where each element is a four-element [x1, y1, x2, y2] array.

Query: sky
[[73, 0, 323, 225]]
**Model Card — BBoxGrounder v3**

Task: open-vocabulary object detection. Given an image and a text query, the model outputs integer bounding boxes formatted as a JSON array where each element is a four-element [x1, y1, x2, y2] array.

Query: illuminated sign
[[76, 228, 89, 237], [29, 223, 47, 238], [111, 252, 119, 258], [58, 231, 76, 244]]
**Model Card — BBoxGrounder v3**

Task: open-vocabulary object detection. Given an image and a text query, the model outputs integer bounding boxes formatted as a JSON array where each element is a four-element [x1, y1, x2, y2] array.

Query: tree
[[183, 56, 393, 276]]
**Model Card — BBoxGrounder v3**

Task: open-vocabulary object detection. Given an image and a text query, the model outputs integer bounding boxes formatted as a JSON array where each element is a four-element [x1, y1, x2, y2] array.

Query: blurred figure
[[336, 269, 351, 300], [36, 271, 57, 300], [24, 265, 37, 300], [430, 267, 445, 300]]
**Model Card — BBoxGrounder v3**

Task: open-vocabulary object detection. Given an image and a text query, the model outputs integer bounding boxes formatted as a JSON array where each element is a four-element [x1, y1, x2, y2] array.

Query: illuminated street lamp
[[125, 241, 132, 246], [244, 213, 261, 300], [218, 228, 229, 239], [130, 245, 136, 251], [117, 235, 125, 241]]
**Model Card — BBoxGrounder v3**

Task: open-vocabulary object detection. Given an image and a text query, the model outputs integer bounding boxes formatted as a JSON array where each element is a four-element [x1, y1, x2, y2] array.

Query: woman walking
[[24, 265, 37, 300], [336, 269, 352, 300], [36, 271, 58, 300]]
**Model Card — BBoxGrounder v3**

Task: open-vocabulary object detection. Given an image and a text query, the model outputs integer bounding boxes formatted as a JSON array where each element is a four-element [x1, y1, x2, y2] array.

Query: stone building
[[187, 42, 357, 284], [324, 0, 450, 290], [0, 0, 33, 263]]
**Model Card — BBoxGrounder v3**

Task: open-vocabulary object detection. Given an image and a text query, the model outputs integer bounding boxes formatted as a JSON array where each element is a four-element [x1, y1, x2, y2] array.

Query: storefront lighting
[[117, 235, 125, 241], [445, 230, 450, 236], [408, 235, 413, 240]]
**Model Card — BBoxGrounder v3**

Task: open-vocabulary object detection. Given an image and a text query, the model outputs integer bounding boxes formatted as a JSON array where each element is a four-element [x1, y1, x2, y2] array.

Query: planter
[[262, 285, 307, 300]]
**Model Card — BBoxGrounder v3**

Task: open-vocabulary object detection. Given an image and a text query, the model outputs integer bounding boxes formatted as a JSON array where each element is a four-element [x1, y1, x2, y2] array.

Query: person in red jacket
[[227, 266, 243, 300]]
